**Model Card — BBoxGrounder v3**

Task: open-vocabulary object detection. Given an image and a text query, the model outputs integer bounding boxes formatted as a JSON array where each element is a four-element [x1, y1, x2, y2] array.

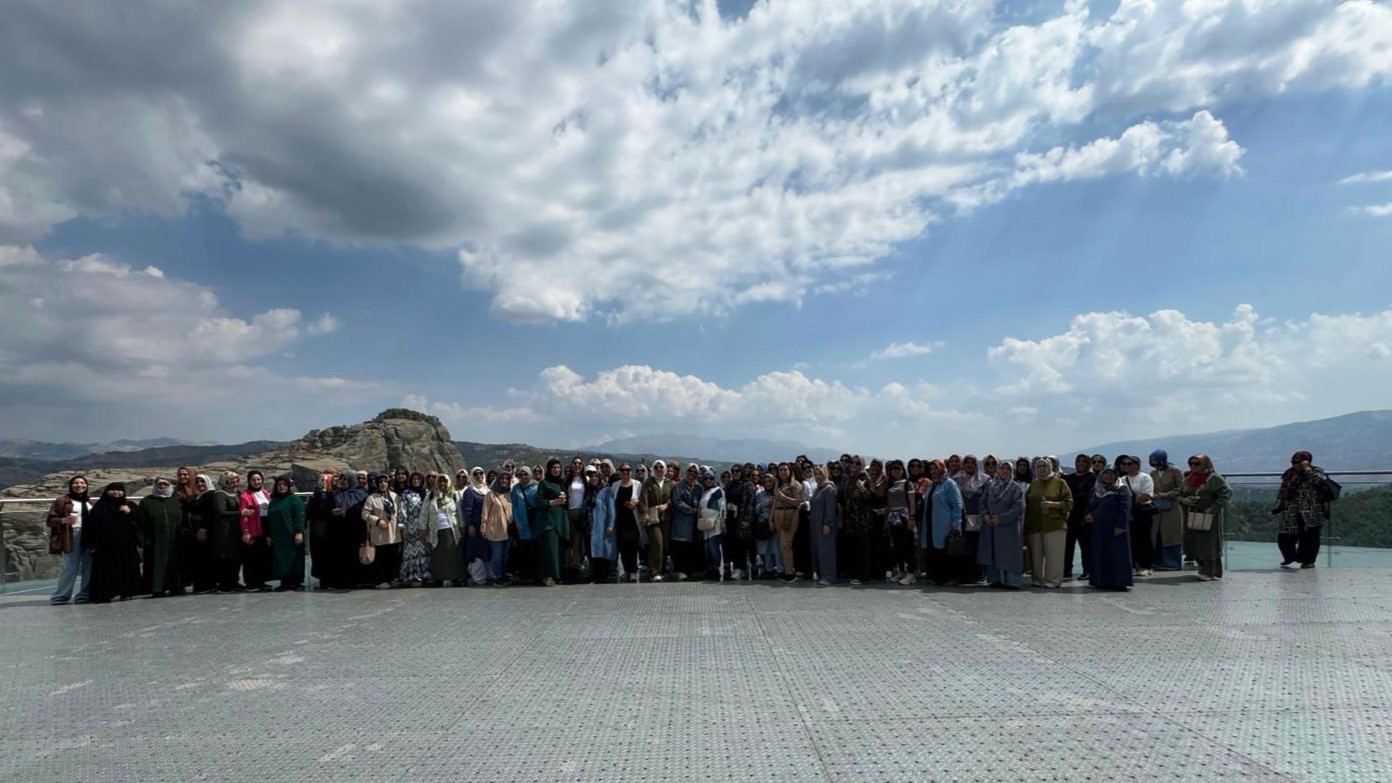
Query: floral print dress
[[397, 489, 432, 583]]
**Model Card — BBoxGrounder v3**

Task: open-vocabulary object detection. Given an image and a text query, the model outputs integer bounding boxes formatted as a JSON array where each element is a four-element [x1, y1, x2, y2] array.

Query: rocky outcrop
[[1, 413, 465, 583]]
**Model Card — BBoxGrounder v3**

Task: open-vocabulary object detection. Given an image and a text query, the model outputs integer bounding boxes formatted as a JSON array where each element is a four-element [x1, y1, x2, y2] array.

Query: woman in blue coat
[[589, 470, 617, 583], [919, 459, 964, 586], [979, 460, 1026, 589], [1087, 466, 1134, 591]]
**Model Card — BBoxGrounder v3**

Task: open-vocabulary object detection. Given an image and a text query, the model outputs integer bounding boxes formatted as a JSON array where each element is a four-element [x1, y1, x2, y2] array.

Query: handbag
[[1186, 511, 1215, 532], [945, 528, 967, 557], [643, 506, 661, 526], [358, 541, 376, 565], [963, 514, 982, 532], [1319, 476, 1343, 502]]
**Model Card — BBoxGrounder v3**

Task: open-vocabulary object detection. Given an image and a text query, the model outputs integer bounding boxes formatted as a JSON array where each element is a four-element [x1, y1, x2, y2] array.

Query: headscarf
[[407, 472, 427, 496], [1279, 450, 1316, 500], [543, 458, 563, 487], [927, 459, 948, 485], [272, 476, 293, 499], [370, 472, 395, 516], [196, 474, 216, 498], [954, 454, 988, 496], [651, 460, 667, 486], [468, 467, 490, 495], [1186, 454, 1214, 487], [219, 471, 240, 492], [1094, 466, 1122, 498], [1013, 457, 1033, 484], [151, 477, 175, 498], [1149, 450, 1172, 470], [1033, 458, 1055, 481], [984, 461, 1022, 509], [67, 475, 89, 503]]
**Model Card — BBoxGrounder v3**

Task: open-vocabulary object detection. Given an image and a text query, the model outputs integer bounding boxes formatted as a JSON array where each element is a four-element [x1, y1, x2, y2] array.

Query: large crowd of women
[[44, 449, 1339, 604]]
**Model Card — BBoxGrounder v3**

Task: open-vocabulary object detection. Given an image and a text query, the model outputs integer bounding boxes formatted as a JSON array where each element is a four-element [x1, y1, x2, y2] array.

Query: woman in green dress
[[536, 458, 571, 587], [1179, 454, 1231, 581], [267, 476, 306, 591]]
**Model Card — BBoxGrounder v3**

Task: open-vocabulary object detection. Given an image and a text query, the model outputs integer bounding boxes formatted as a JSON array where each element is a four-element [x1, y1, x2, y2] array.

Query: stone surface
[[2, 569, 1390, 782], [0, 416, 465, 581]]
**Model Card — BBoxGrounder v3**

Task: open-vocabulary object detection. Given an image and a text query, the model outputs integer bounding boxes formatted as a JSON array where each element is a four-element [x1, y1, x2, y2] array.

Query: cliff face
[[1, 415, 465, 583]]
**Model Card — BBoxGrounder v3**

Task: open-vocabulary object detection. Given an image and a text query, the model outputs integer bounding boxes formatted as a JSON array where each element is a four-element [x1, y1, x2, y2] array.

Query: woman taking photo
[[1273, 450, 1337, 569]]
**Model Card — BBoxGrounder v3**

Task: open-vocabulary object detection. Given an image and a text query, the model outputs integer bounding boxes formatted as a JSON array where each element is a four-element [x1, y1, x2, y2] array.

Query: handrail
[[0, 492, 318, 507]]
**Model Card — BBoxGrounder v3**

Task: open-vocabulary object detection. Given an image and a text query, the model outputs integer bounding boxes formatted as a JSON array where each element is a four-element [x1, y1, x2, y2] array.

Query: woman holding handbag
[[1179, 454, 1231, 581]]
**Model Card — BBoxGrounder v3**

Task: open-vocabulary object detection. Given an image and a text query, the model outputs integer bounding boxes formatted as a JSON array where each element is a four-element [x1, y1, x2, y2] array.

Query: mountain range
[[0, 437, 203, 461], [1066, 410, 1392, 473]]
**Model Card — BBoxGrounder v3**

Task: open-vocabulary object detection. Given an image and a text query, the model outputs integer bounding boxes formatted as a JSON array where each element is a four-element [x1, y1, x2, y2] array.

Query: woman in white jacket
[[423, 475, 463, 587]]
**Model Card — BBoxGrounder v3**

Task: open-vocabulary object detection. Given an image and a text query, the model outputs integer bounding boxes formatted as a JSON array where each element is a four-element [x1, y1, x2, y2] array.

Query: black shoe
[[492, 578, 512, 587], [1300, 563, 1316, 569], [1280, 559, 1296, 567]]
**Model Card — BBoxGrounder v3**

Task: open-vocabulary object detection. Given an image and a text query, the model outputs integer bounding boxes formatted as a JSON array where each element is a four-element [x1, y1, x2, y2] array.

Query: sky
[[1, 0, 1390, 456]]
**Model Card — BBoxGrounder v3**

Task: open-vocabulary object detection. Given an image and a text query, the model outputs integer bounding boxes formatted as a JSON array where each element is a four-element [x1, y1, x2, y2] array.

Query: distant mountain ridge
[[0, 437, 200, 461], [1067, 410, 1392, 473]]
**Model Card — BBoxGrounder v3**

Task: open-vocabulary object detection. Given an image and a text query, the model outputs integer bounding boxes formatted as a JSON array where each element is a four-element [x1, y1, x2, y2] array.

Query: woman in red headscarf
[[1178, 454, 1231, 581]]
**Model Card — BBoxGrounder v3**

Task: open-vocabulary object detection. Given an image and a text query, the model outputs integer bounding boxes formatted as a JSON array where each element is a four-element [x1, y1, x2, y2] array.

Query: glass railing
[[1223, 471, 1392, 570]]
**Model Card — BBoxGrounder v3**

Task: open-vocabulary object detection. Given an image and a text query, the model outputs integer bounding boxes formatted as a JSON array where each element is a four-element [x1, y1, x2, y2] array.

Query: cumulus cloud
[[1338, 169, 1392, 184], [306, 313, 342, 335], [870, 341, 941, 361], [0, 246, 385, 439], [1, 0, 1384, 321], [986, 304, 1392, 441], [1352, 202, 1392, 217]]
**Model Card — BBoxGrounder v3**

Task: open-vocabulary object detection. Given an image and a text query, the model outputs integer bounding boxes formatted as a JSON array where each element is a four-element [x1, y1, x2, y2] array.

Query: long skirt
[[399, 536, 432, 582], [431, 529, 462, 582], [368, 543, 401, 585]]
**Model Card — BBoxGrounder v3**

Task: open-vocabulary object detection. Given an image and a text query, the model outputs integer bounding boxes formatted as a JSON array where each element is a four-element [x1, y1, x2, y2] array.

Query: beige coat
[[481, 491, 512, 542], [363, 491, 400, 546]]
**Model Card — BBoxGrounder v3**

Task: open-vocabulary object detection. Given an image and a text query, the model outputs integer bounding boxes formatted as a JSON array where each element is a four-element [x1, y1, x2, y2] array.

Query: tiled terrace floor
[[2, 569, 1391, 782]]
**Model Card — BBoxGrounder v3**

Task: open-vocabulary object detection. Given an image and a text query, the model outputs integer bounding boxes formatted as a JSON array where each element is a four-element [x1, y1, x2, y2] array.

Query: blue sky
[[2, 0, 1390, 456]]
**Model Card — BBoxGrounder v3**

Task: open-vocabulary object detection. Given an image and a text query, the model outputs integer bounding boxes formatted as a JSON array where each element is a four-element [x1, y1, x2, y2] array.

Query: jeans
[[489, 539, 509, 580], [51, 527, 91, 604], [704, 534, 724, 575], [756, 538, 783, 574]]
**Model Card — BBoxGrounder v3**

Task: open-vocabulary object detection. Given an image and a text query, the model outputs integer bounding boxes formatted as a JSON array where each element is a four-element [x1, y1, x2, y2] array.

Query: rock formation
[[1, 412, 465, 584]]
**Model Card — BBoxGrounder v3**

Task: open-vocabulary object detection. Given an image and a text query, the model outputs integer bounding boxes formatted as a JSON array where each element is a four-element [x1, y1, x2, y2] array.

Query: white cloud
[[306, 313, 341, 334], [0, 246, 389, 439], [986, 304, 1392, 443], [1338, 169, 1392, 184], [1351, 202, 1392, 217], [1, 1, 1384, 322], [870, 341, 941, 361]]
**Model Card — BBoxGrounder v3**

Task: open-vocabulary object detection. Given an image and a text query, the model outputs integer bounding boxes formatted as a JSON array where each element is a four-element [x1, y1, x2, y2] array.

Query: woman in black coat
[[85, 483, 143, 603]]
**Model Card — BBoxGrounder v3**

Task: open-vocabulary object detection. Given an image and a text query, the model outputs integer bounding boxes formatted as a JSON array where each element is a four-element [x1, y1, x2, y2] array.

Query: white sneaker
[[732, 569, 745, 581], [849, 579, 863, 586], [675, 572, 688, 581], [651, 574, 664, 582], [1196, 574, 1214, 582], [817, 579, 832, 586], [898, 575, 917, 586]]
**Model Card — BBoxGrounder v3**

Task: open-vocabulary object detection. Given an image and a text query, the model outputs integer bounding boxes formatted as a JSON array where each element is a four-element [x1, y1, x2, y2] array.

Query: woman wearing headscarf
[[669, 463, 702, 580], [138, 476, 183, 597], [510, 467, 540, 584], [266, 475, 306, 591], [482, 469, 514, 586], [83, 483, 142, 603], [1149, 450, 1186, 571], [979, 459, 1026, 589], [589, 468, 618, 583], [698, 468, 727, 581], [1063, 455, 1097, 581], [612, 462, 643, 579], [397, 472, 432, 587], [195, 473, 246, 592], [919, 459, 965, 585], [773, 463, 804, 583], [238, 471, 273, 592], [459, 467, 492, 586], [1273, 450, 1336, 569], [640, 460, 673, 582], [1179, 454, 1231, 581], [536, 458, 571, 587], [1013, 457, 1034, 488], [1024, 457, 1073, 589], [885, 460, 916, 585], [362, 473, 401, 589], [1086, 466, 1133, 591], [809, 465, 839, 586], [49, 475, 94, 605], [954, 455, 989, 584], [424, 475, 462, 586], [325, 471, 369, 589]]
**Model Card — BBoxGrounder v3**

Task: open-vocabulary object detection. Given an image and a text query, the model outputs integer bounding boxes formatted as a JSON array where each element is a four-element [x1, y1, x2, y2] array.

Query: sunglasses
[[620, 468, 632, 473], [1189, 460, 1202, 466]]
